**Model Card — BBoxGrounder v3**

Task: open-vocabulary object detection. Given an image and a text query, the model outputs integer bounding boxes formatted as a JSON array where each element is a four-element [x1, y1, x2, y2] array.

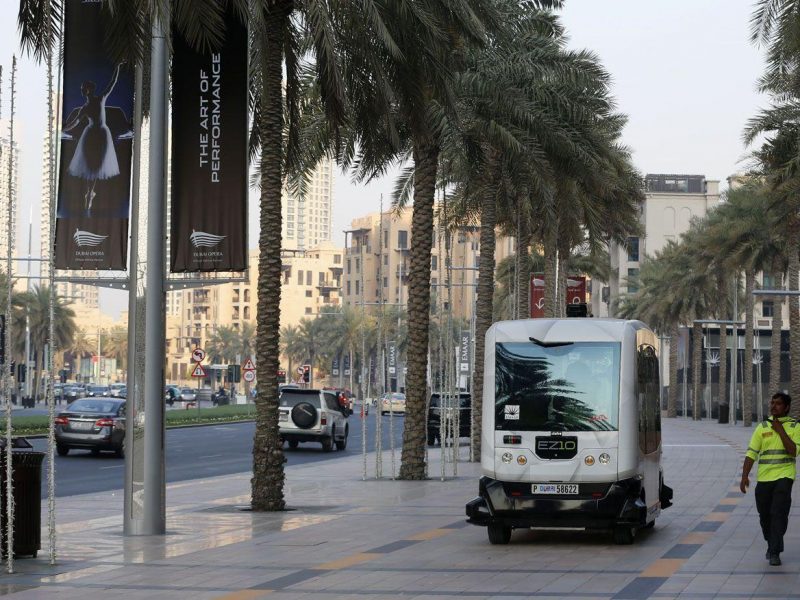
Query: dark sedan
[[55, 398, 126, 457]]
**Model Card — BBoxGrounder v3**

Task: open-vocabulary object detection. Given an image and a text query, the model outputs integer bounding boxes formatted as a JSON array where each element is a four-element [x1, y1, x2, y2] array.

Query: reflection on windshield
[[495, 342, 620, 432]]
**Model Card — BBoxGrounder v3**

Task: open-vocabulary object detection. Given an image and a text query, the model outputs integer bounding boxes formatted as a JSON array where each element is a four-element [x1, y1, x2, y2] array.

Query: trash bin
[[718, 403, 729, 424], [0, 438, 44, 558]]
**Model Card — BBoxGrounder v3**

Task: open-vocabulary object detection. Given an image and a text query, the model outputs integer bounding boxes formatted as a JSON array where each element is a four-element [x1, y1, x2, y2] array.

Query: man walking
[[741, 392, 800, 566]]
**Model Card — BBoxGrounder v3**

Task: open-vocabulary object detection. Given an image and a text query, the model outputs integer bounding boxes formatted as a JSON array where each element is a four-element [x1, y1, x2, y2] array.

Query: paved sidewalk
[[0, 418, 798, 599]]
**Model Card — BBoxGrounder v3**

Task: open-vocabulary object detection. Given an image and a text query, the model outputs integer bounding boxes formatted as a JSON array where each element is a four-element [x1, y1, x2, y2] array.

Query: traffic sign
[[191, 363, 206, 378], [297, 366, 304, 375], [242, 358, 255, 371], [243, 370, 256, 383], [192, 348, 206, 363]]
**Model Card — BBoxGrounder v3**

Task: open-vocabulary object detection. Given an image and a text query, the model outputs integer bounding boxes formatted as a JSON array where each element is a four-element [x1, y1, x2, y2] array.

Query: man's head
[[770, 392, 792, 418]]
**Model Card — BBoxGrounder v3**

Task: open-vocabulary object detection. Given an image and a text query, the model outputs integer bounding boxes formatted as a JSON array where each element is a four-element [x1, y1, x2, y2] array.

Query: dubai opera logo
[[73, 229, 108, 247], [190, 230, 226, 248]]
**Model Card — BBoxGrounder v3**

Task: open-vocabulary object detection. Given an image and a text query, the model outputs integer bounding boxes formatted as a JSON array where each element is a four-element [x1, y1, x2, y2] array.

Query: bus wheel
[[613, 526, 635, 545], [487, 524, 511, 545]]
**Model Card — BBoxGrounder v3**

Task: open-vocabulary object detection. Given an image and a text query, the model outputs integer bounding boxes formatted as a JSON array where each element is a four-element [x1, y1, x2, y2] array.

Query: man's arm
[[772, 419, 797, 457], [741, 456, 755, 494]]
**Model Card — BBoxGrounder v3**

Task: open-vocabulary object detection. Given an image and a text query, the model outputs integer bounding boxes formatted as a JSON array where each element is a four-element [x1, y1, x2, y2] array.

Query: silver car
[[279, 388, 349, 452], [55, 398, 126, 457]]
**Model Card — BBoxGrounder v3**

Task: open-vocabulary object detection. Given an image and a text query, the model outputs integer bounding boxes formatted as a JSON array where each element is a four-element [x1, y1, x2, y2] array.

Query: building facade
[[591, 174, 721, 317], [282, 157, 334, 250]]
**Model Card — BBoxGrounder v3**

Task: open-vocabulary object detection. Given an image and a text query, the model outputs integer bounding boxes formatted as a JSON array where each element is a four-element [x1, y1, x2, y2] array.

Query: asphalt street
[[28, 412, 405, 498]]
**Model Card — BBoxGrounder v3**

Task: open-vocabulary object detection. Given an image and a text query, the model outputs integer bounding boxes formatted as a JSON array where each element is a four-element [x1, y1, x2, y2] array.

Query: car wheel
[[321, 436, 334, 452], [613, 526, 635, 545], [115, 444, 125, 459], [288, 440, 299, 449], [336, 426, 348, 451], [56, 445, 69, 457], [487, 524, 512, 545]]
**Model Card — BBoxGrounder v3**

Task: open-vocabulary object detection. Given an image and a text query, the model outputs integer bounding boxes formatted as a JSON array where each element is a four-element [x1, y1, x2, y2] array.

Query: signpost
[[192, 348, 205, 363], [191, 363, 206, 378], [191, 347, 205, 414], [242, 358, 256, 390]]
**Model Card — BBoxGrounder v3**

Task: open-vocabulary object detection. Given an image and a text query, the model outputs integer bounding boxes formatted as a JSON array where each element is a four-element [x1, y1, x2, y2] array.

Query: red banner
[[529, 274, 587, 318]]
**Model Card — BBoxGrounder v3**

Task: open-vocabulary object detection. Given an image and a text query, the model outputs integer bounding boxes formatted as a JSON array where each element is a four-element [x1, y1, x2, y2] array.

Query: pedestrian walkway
[[1, 418, 798, 599]]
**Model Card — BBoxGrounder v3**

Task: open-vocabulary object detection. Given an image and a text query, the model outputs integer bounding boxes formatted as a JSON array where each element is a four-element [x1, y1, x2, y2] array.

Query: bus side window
[[637, 344, 660, 454]]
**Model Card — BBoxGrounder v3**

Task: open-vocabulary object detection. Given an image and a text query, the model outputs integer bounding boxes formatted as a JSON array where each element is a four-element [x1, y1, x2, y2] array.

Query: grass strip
[[1, 404, 256, 437]]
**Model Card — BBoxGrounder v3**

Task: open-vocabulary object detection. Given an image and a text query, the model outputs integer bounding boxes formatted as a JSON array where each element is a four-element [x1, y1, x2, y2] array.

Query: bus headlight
[[584, 455, 595, 466], [599, 453, 610, 464], [501, 452, 513, 464], [516, 455, 527, 466]]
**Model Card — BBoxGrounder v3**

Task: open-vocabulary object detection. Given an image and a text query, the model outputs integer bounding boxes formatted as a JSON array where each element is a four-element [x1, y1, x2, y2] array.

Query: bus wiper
[[529, 337, 573, 348]]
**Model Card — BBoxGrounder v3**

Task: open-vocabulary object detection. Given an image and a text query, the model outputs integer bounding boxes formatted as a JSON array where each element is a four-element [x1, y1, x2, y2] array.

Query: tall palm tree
[[279, 324, 302, 384], [206, 325, 239, 364], [102, 326, 129, 372]]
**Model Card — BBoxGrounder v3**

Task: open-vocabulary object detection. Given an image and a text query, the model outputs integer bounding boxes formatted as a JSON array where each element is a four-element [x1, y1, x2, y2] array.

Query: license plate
[[532, 483, 578, 495], [70, 421, 94, 430]]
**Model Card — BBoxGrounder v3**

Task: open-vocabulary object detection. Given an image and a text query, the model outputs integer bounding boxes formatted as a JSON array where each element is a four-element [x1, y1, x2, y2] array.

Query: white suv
[[279, 388, 349, 452]]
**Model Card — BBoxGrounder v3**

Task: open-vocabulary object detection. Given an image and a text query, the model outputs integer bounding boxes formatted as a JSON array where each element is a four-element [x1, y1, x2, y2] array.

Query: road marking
[[214, 590, 271, 600], [406, 528, 453, 541], [99, 465, 124, 470], [316, 552, 382, 570], [640, 558, 685, 578]]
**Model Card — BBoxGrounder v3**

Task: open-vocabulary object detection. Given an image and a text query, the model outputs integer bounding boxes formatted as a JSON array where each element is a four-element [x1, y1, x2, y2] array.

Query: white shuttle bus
[[466, 318, 672, 545]]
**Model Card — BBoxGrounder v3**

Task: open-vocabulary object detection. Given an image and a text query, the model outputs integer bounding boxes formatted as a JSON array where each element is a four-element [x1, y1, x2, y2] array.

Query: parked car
[[381, 392, 406, 415], [279, 388, 349, 452], [164, 385, 181, 406], [86, 384, 110, 397], [180, 387, 197, 402], [109, 383, 127, 397], [55, 397, 126, 457], [427, 391, 471, 446]]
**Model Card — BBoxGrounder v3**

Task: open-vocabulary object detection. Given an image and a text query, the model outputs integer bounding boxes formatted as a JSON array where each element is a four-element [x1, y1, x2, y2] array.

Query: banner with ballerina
[[54, 0, 134, 271], [170, 4, 248, 272]]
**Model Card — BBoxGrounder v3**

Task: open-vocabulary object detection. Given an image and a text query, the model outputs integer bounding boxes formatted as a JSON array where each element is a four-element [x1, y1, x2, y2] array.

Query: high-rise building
[[282, 158, 334, 250], [0, 136, 19, 264]]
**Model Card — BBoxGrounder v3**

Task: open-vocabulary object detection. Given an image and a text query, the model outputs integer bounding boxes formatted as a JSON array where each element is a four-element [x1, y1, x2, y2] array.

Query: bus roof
[[488, 318, 649, 344]]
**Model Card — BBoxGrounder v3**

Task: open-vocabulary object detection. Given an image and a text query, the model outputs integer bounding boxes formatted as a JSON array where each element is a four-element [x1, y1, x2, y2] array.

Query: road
[[28, 412, 406, 498]]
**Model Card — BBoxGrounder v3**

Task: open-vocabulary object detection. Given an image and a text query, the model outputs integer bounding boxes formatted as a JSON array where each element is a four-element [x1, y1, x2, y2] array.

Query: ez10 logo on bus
[[535, 436, 578, 459]]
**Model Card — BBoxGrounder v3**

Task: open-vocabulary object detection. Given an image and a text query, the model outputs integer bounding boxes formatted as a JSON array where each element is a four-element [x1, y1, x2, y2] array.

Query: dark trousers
[[755, 478, 793, 554]]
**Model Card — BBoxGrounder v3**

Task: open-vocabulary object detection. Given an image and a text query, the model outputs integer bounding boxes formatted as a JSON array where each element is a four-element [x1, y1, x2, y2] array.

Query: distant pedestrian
[[740, 392, 800, 566]]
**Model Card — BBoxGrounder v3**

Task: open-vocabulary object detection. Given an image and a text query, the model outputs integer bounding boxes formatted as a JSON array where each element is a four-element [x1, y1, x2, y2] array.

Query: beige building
[[592, 174, 721, 317], [164, 244, 343, 384], [342, 209, 479, 323], [282, 157, 334, 250]]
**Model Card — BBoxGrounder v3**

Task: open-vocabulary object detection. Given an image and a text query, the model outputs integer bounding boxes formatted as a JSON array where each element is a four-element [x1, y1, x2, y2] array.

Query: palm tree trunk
[[791, 241, 800, 419], [251, 7, 289, 511], [472, 191, 496, 461], [719, 321, 728, 422], [516, 218, 531, 319], [668, 323, 679, 418], [692, 322, 702, 420], [743, 270, 754, 426], [543, 225, 558, 318], [770, 271, 783, 395], [399, 136, 439, 480]]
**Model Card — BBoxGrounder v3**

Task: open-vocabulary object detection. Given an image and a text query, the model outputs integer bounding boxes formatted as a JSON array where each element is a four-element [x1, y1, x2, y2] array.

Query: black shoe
[[769, 553, 782, 566], [766, 550, 771, 560]]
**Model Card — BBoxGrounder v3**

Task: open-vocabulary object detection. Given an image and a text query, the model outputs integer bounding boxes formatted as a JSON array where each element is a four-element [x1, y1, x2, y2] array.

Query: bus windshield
[[495, 341, 620, 432]]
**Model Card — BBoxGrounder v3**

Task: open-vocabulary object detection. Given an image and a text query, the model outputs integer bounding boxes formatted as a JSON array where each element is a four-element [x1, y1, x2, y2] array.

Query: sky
[[0, 0, 768, 318]]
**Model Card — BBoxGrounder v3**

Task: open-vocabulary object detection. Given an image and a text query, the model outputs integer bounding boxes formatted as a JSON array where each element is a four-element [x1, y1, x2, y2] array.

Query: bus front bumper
[[466, 476, 647, 530]]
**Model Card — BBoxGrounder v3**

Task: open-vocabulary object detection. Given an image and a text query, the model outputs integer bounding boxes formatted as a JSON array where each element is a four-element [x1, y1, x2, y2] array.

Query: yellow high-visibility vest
[[746, 417, 800, 482]]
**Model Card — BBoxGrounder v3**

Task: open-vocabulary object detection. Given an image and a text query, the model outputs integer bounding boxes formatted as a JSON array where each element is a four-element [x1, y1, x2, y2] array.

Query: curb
[[11, 418, 257, 440]]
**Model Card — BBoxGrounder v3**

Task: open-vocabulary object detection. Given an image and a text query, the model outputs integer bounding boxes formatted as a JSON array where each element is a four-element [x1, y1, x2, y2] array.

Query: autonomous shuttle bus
[[466, 319, 673, 545]]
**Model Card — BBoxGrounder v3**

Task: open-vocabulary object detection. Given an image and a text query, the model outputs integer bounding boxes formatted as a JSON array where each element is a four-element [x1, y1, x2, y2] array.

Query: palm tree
[[102, 326, 129, 372], [206, 325, 239, 364], [15, 285, 76, 400]]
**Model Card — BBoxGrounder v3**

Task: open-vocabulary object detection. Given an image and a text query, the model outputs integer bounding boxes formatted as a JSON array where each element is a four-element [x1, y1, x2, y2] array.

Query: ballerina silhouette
[[64, 62, 124, 216]]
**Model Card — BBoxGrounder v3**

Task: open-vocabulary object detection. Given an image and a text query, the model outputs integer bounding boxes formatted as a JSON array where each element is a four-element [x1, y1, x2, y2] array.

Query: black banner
[[170, 6, 248, 272], [55, 0, 134, 270]]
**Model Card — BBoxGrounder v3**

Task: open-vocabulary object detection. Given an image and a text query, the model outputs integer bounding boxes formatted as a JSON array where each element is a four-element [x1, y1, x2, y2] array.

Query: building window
[[306, 271, 312, 286], [347, 281, 351, 295], [319, 272, 325, 285], [763, 301, 774, 318], [305, 307, 313, 315], [627, 268, 640, 294], [384, 230, 389, 248], [244, 289, 250, 302], [334, 254, 341, 264], [306, 290, 313, 298], [626, 237, 639, 262], [297, 270, 303, 285], [384, 254, 388, 265], [244, 306, 250, 320], [355, 280, 360, 295], [431, 256, 438, 271], [398, 230, 408, 249], [384, 277, 388, 288], [762, 274, 775, 289], [355, 258, 360, 273], [346, 259, 351, 274]]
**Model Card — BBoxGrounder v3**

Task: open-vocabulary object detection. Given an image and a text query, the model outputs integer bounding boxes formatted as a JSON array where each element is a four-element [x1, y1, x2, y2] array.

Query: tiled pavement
[[1, 418, 799, 599]]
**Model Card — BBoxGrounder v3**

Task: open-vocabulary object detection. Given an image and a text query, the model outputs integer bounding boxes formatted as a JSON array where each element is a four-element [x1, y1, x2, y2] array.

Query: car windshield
[[280, 392, 321, 408], [66, 399, 120, 414], [181, 388, 193, 394], [495, 341, 620, 432]]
